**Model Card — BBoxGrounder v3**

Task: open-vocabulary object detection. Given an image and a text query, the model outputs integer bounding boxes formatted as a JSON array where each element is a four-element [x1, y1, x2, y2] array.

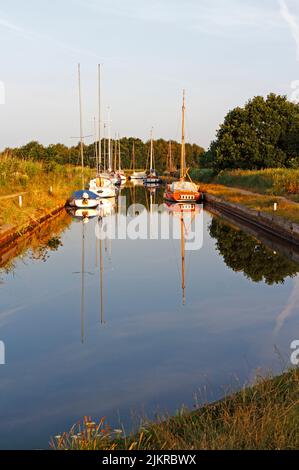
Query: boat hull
[[71, 199, 99, 209], [164, 190, 201, 203]]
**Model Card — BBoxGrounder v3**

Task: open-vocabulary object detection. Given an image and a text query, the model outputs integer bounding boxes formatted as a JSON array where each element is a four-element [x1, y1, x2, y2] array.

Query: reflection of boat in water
[[66, 207, 98, 221], [97, 198, 116, 218], [164, 91, 201, 203], [166, 202, 201, 305]]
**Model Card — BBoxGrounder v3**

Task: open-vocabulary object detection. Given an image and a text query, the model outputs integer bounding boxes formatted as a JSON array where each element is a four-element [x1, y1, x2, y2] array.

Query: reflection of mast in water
[[180, 210, 186, 306], [99, 237, 104, 324], [80, 220, 86, 343], [166, 203, 200, 306]]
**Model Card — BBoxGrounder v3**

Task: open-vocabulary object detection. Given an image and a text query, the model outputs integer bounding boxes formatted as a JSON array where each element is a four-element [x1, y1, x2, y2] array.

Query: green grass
[[215, 168, 299, 196], [0, 154, 92, 227], [51, 368, 299, 450]]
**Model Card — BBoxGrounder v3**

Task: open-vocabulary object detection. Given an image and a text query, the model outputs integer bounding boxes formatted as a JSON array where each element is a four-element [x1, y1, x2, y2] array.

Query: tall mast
[[132, 141, 135, 171], [78, 63, 84, 189], [98, 64, 101, 174], [180, 90, 186, 180], [169, 140, 173, 172], [150, 127, 153, 170], [103, 124, 106, 171], [108, 107, 112, 172], [118, 134, 121, 171], [94, 116, 98, 171]]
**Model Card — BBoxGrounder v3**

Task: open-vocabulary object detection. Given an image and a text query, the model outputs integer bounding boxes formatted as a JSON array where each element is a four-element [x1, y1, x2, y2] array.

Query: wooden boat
[[164, 91, 201, 203], [144, 129, 162, 186]]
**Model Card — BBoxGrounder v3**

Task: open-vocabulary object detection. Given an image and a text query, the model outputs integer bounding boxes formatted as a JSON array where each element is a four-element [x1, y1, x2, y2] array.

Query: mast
[[169, 140, 173, 172], [94, 116, 98, 171], [118, 134, 121, 171], [108, 107, 112, 172], [98, 64, 101, 174], [132, 141, 135, 171], [180, 90, 186, 180], [78, 63, 85, 189], [150, 127, 153, 171], [180, 210, 186, 306], [103, 124, 106, 171]]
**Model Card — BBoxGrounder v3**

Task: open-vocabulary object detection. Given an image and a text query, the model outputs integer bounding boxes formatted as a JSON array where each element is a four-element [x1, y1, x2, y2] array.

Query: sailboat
[[143, 129, 162, 186], [70, 64, 99, 209], [164, 91, 201, 203], [130, 141, 147, 180], [164, 140, 177, 176], [89, 65, 116, 198], [115, 137, 126, 184]]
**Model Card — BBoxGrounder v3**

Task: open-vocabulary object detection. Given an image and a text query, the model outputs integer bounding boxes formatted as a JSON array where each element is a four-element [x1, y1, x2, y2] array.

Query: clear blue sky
[[1, 0, 299, 150]]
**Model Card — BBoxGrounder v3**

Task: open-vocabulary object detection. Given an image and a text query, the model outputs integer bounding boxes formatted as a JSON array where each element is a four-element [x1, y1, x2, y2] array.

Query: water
[[0, 184, 299, 449]]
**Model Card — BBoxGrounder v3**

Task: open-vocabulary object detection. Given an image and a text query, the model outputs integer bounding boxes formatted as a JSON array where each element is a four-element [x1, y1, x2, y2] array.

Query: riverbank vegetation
[[0, 153, 91, 228], [204, 94, 299, 172], [51, 368, 299, 450], [2, 138, 204, 173]]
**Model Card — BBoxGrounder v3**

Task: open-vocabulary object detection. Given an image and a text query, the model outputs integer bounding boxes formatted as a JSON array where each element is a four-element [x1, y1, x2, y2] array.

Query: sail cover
[[71, 190, 99, 200]]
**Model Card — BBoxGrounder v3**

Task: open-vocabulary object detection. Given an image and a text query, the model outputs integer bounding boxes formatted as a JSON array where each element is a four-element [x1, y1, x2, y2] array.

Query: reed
[[51, 368, 299, 450]]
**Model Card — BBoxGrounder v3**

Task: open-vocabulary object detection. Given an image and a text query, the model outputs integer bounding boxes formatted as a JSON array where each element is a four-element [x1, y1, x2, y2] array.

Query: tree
[[209, 94, 299, 171]]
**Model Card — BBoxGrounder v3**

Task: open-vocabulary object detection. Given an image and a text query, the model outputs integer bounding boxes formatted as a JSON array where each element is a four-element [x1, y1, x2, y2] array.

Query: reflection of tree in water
[[29, 236, 63, 262], [209, 218, 299, 285], [0, 212, 71, 277]]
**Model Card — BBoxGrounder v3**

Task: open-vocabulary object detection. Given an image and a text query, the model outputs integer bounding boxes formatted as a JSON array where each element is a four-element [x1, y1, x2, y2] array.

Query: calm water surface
[[0, 185, 299, 449]]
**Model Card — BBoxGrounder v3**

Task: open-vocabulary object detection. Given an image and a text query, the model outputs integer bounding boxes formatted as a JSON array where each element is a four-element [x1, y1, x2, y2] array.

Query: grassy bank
[[0, 154, 92, 228], [215, 169, 299, 199], [200, 183, 299, 224], [192, 168, 299, 199], [51, 368, 299, 450]]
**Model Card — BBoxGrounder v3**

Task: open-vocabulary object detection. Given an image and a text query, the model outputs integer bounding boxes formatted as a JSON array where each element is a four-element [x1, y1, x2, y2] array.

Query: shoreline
[[203, 192, 299, 247], [0, 204, 66, 254]]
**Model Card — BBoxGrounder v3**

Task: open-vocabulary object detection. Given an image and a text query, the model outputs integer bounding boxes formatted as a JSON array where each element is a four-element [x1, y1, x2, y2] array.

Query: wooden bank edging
[[204, 193, 299, 247], [0, 204, 66, 251]]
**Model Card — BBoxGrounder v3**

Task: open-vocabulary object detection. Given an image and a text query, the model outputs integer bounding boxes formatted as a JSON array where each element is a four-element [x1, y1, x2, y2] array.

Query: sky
[[1, 0, 299, 150]]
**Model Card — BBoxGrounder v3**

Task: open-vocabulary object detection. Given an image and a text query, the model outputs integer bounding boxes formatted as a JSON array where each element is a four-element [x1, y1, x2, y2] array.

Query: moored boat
[[164, 91, 201, 203], [143, 129, 162, 187]]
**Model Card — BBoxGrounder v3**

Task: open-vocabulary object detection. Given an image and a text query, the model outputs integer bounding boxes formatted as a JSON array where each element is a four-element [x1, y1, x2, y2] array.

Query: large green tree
[[209, 94, 299, 171]]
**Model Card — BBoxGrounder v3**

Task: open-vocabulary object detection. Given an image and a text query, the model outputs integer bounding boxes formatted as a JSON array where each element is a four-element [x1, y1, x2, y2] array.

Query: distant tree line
[[2, 138, 205, 173], [201, 94, 299, 171]]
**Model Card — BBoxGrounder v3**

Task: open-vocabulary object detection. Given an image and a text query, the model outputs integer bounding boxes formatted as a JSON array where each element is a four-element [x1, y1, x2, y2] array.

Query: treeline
[[201, 94, 299, 171], [2, 138, 205, 172]]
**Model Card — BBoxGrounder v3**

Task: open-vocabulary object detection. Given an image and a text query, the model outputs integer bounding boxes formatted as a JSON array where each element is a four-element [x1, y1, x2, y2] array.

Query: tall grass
[[51, 369, 299, 450], [0, 154, 92, 227], [216, 169, 299, 196]]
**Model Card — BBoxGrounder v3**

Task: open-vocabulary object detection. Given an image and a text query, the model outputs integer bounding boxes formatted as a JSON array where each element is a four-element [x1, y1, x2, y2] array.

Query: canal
[[0, 184, 299, 449]]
